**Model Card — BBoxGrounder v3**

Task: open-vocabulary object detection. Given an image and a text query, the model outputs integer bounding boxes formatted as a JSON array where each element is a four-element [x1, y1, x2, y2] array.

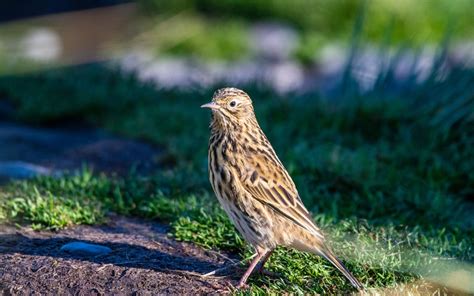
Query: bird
[[201, 87, 363, 291]]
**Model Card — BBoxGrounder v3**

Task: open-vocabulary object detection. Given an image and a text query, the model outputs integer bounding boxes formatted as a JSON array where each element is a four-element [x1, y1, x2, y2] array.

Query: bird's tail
[[320, 247, 364, 291], [291, 239, 364, 290]]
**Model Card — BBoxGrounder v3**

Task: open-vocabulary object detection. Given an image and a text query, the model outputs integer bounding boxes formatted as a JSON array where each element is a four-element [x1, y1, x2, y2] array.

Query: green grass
[[140, 0, 474, 42], [137, 0, 474, 63], [0, 55, 473, 293], [136, 13, 250, 61]]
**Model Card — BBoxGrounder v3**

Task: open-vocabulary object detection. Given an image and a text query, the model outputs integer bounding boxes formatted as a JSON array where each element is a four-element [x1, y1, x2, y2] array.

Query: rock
[[60, 242, 112, 256], [265, 61, 304, 94], [21, 28, 62, 62], [250, 22, 300, 61], [0, 122, 160, 176], [118, 42, 474, 96], [0, 161, 53, 181], [450, 41, 474, 68], [139, 57, 194, 88]]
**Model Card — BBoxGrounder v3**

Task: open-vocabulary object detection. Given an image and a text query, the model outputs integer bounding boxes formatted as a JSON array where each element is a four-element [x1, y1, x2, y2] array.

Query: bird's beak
[[200, 102, 220, 109]]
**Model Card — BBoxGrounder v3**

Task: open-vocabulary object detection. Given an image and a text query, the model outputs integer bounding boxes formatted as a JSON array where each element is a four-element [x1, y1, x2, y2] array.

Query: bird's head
[[201, 87, 255, 128]]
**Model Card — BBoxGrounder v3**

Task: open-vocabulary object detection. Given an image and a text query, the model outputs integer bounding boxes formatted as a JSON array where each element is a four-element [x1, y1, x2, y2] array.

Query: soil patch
[[0, 216, 240, 295]]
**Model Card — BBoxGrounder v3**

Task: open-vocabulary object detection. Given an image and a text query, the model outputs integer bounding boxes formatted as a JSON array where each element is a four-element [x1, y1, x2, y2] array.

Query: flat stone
[[60, 242, 112, 256], [0, 122, 160, 177], [0, 161, 54, 182]]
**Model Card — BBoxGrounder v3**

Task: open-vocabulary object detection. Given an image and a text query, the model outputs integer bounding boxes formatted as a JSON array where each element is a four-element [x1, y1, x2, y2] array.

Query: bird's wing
[[240, 149, 324, 239]]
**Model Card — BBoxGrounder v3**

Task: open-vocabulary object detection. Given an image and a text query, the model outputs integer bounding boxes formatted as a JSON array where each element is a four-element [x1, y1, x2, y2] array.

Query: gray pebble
[[60, 242, 112, 256]]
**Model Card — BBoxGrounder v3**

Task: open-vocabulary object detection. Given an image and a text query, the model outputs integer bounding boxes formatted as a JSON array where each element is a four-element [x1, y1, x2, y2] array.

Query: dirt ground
[[0, 216, 242, 295]]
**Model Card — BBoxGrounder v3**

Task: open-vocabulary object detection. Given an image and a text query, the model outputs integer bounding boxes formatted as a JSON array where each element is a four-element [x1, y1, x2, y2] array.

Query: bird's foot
[[235, 281, 250, 290], [212, 279, 250, 293], [212, 280, 234, 294]]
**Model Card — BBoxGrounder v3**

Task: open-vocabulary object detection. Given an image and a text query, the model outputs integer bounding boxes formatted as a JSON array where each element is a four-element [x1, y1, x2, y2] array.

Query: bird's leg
[[255, 249, 274, 274], [236, 250, 269, 289]]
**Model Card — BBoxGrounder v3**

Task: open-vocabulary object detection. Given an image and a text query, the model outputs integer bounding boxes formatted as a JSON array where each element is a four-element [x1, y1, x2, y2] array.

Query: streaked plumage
[[202, 87, 363, 290]]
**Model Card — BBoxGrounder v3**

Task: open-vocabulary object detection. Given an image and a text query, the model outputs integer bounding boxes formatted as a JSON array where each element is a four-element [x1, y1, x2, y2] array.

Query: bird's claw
[[213, 280, 234, 294]]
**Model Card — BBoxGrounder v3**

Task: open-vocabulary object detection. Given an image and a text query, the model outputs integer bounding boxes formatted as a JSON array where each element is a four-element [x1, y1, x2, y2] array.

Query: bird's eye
[[229, 100, 237, 107]]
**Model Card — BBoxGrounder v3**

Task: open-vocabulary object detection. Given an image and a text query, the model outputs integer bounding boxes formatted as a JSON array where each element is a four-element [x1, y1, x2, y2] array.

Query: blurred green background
[[1, 0, 473, 67], [138, 0, 473, 61]]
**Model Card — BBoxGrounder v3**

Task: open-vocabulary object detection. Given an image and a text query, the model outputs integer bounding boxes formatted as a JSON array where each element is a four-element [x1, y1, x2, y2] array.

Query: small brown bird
[[201, 87, 363, 290]]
